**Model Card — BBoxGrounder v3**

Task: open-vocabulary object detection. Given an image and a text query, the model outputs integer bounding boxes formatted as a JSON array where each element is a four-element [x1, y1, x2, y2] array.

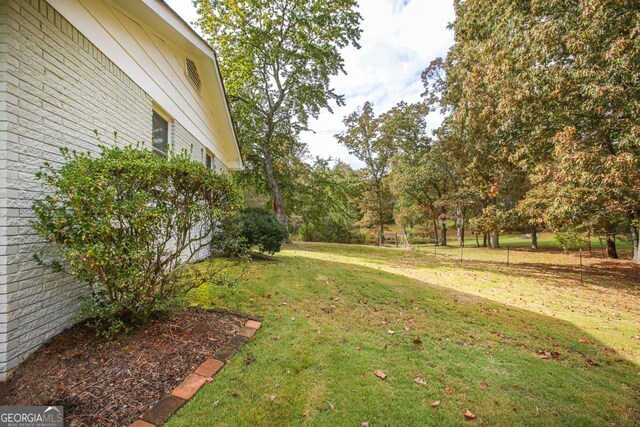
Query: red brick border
[[132, 313, 263, 426]]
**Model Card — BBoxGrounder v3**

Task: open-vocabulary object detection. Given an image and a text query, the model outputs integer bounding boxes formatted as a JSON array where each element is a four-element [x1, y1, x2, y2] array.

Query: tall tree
[[295, 159, 362, 243], [336, 102, 395, 246], [427, 0, 640, 260], [195, 0, 362, 229]]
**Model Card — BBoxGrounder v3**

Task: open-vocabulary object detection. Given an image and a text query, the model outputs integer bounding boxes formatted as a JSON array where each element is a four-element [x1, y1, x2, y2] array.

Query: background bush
[[214, 207, 287, 255], [32, 144, 242, 335], [239, 208, 287, 254]]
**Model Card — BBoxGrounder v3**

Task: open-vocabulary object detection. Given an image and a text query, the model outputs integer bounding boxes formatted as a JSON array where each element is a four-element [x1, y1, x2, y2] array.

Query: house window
[[205, 152, 213, 169], [152, 111, 169, 156]]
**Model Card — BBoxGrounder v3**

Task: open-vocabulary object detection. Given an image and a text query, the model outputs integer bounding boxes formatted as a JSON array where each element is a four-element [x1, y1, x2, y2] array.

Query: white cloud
[[165, 0, 455, 168]]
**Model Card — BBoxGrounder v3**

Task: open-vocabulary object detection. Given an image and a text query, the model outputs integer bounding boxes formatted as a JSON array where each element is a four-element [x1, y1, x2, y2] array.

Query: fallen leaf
[[480, 380, 489, 390], [414, 377, 427, 386], [431, 401, 440, 407], [464, 409, 476, 420], [361, 422, 369, 427], [375, 370, 386, 379], [413, 338, 422, 344], [539, 349, 560, 360], [445, 387, 453, 395], [387, 330, 395, 335], [269, 395, 276, 401], [578, 339, 588, 344], [585, 357, 600, 366]]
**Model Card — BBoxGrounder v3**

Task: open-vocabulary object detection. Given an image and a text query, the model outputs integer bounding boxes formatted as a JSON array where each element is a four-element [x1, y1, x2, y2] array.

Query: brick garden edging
[[130, 310, 263, 427]]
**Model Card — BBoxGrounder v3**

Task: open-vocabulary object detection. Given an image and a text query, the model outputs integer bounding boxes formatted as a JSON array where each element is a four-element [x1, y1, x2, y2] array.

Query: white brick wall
[[0, 0, 213, 380], [173, 121, 229, 174]]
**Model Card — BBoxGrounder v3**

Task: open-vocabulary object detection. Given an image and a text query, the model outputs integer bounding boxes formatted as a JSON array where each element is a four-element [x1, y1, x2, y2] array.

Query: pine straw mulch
[[0, 308, 245, 426]]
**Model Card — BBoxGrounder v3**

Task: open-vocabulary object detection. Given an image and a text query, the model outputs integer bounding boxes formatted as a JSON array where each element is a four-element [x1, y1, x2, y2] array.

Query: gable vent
[[186, 58, 202, 92]]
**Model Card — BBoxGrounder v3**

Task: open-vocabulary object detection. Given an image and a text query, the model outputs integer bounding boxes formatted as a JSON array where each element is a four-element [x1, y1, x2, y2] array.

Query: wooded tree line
[[196, 0, 639, 263]]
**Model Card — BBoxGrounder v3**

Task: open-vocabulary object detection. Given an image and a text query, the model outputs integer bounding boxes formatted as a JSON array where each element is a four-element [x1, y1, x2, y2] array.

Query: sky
[[165, 0, 455, 167]]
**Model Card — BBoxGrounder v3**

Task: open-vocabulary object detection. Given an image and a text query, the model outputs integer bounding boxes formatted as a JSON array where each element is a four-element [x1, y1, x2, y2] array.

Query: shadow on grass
[[293, 242, 640, 294]]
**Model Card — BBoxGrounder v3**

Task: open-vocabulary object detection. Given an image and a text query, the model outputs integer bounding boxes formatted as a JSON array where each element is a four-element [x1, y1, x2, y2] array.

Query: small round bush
[[238, 208, 288, 254]]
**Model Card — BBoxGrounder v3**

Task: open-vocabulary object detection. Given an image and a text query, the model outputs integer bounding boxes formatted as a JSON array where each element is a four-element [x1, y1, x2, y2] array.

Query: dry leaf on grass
[[539, 349, 560, 360], [464, 409, 476, 420], [585, 357, 600, 366], [431, 401, 440, 407], [414, 377, 427, 386], [445, 387, 453, 394], [480, 380, 489, 390], [387, 330, 395, 335], [375, 370, 386, 379]]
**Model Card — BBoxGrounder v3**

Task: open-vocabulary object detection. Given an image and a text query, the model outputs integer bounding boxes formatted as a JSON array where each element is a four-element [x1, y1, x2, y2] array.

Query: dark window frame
[[205, 152, 213, 169], [152, 110, 169, 157]]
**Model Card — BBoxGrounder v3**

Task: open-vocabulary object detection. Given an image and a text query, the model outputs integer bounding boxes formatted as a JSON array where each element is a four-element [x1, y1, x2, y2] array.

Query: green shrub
[[32, 144, 242, 335], [239, 208, 287, 254], [555, 230, 589, 253], [215, 208, 287, 254]]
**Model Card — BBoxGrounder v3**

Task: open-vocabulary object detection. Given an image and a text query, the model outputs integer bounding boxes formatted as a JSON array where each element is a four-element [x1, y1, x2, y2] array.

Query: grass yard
[[168, 243, 640, 426]]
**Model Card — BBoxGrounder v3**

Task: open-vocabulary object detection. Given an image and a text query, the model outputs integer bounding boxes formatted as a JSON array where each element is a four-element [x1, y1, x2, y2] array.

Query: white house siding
[[47, 0, 242, 170], [0, 0, 217, 380], [173, 121, 230, 174]]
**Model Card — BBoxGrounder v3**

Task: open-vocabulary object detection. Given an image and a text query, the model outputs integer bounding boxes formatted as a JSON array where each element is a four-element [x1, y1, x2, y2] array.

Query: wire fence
[[378, 237, 638, 285]]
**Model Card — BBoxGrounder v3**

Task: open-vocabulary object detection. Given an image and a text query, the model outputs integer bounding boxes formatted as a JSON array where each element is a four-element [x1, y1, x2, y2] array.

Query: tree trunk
[[483, 233, 488, 247], [491, 231, 500, 249], [376, 184, 384, 247], [632, 225, 640, 263], [262, 149, 288, 230], [475, 233, 480, 247], [433, 219, 439, 246], [531, 228, 538, 250], [440, 221, 447, 246], [460, 223, 465, 247], [630, 212, 639, 263], [606, 235, 618, 259], [403, 226, 412, 250]]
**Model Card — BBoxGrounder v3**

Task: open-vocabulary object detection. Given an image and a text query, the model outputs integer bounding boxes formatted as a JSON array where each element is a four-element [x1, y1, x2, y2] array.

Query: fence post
[[460, 245, 463, 263]]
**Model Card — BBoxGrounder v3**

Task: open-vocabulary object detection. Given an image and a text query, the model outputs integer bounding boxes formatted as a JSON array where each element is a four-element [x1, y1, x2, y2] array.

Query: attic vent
[[186, 58, 202, 92]]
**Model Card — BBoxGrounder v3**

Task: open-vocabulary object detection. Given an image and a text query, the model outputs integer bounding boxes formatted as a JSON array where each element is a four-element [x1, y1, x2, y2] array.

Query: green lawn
[[168, 243, 640, 426]]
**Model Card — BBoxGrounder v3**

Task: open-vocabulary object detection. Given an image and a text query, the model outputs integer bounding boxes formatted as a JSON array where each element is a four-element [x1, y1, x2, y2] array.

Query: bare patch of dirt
[[0, 308, 245, 426]]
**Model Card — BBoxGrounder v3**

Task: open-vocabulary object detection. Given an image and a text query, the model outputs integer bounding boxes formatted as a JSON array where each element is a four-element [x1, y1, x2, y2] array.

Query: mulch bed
[[0, 308, 245, 426]]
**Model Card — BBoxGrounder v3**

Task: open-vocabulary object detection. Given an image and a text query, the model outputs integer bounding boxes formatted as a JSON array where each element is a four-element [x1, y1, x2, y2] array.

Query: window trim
[[205, 150, 214, 170], [152, 106, 172, 157]]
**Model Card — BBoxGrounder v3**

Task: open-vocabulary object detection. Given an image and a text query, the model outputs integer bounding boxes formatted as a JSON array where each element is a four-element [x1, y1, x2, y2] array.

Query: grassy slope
[[168, 244, 640, 426]]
